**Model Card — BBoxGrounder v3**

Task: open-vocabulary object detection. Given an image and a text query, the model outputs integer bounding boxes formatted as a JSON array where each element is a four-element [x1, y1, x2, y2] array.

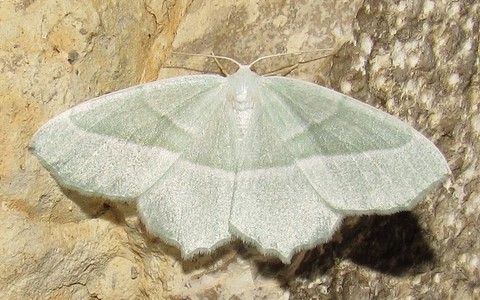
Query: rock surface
[[0, 0, 478, 299]]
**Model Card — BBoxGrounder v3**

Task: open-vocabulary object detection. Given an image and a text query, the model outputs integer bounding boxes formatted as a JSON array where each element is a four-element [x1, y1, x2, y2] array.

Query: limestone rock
[[1, 0, 478, 299]]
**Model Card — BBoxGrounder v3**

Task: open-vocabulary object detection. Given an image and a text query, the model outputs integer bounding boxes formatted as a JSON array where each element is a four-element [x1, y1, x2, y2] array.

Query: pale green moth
[[31, 55, 450, 263]]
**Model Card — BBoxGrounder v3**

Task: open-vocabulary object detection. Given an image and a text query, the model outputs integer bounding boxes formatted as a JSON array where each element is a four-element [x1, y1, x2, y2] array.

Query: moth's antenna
[[249, 49, 333, 69], [171, 51, 242, 68], [211, 52, 231, 76], [262, 63, 300, 77]]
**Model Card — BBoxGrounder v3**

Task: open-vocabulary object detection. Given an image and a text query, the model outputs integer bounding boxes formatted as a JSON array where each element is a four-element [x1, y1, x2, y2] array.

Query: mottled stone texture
[[290, 0, 480, 299], [0, 0, 478, 299]]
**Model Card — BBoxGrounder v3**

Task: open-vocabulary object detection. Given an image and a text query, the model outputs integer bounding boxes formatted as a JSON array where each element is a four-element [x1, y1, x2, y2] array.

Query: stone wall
[[1, 0, 478, 299]]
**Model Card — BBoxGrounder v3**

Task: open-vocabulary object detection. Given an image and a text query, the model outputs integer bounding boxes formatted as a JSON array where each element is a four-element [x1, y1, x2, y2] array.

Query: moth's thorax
[[226, 66, 261, 137], [226, 66, 261, 111]]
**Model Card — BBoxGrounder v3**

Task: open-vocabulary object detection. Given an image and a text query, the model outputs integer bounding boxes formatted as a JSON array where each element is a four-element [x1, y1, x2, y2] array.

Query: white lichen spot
[[395, 16, 405, 28], [319, 285, 329, 295], [385, 98, 395, 112], [354, 57, 368, 73], [340, 81, 352, 94], [422, 22, 430, 35], [412, 275, 422, 285], [407, 40, 421, 52], [420, 90, 435, 108], [390, 27, 397, 36], [407, 53, 419, 68], [392, 41, 407, 69], [371, 53, 391, 72], [448, 73, 460, 87], [459, 253, 467, 264], [448, 2, 461, 18], [373, 75, 387, 91], [359, 33, 373, 54], [428, 112, 440, 128], [405, 79, 420, 99], [365, 3, 371, 13], [422, 0, 435, 16], [470, 255, 480, 271], [460, 40, 473, 56], [433, 273, 442, 283], [397, 1, 407, 12], [462, 17, 474, 31], [307, 277, 322, 289]]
